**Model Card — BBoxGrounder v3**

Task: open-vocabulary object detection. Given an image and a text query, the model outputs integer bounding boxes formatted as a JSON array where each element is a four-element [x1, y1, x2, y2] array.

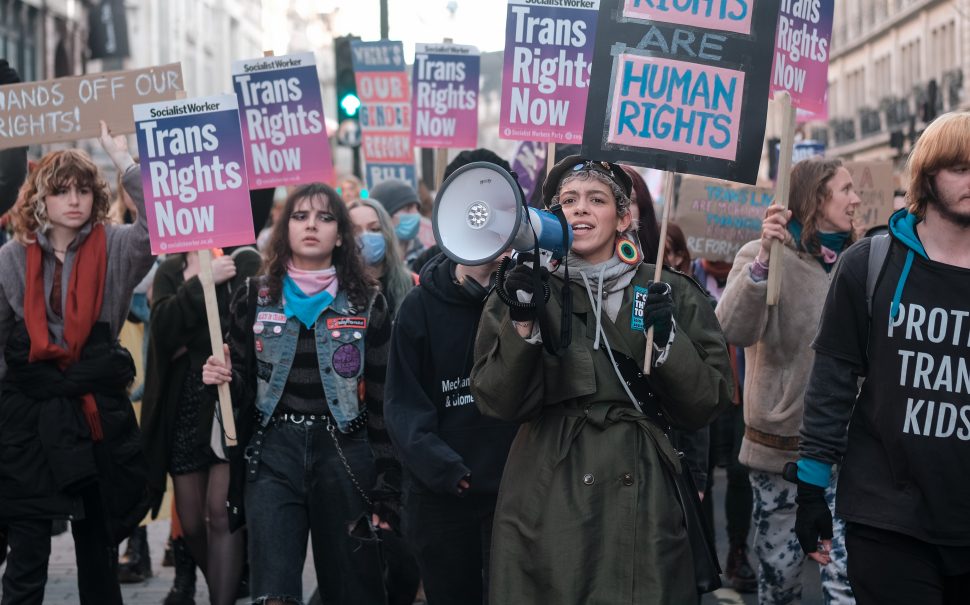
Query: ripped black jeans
[[244, 417, 385, 604]]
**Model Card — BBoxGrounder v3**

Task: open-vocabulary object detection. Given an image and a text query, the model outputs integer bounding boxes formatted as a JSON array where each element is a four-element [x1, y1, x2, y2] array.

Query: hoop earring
[[616, 235, 641, 265]]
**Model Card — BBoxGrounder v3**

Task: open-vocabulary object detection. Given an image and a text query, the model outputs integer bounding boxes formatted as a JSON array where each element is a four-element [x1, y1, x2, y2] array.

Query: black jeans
[[703, 402, 752, 546], [1, 485, 121, 605], [244, 418, 385, 604], [846, 522, 970, 605], [403, 490, 496, 605]]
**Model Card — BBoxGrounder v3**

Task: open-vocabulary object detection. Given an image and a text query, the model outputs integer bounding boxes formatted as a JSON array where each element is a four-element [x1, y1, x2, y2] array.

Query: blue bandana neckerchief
[[283, 274, 335, 329], [787, 219, 850, 273]]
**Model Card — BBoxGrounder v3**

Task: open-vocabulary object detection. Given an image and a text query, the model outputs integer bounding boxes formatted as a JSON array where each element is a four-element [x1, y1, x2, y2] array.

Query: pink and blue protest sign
[[622, 0, 753, 35], [411, 43, 480, 149], [231, 52, 334, 189], [583, 0, 780, 185], [351, 40, 416, 189], [770, 0, 833, 120], [499, 0, 599, 144], [133, 94, 255, 255]]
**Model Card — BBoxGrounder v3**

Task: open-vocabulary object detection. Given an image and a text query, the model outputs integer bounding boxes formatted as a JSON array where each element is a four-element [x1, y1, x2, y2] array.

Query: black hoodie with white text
[[385, 253, 517, 496]]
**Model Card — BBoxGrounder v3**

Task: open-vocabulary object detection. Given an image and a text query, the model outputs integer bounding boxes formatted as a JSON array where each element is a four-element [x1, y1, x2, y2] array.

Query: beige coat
[[716, 240, 834, 473]]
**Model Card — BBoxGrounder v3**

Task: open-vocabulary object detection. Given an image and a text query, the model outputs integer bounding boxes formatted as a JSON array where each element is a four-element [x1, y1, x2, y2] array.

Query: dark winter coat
[[471, 262, 733, 604], [0, 321, 149, 543], [140, 249, 261, 509]]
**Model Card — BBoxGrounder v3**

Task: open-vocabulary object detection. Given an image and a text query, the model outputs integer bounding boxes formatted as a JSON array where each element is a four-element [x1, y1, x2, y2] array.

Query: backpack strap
[[866, 234, 892, 318]]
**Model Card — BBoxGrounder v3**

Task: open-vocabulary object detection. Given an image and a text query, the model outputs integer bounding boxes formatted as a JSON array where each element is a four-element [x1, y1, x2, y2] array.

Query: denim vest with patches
[[252, 283, 370, 433]]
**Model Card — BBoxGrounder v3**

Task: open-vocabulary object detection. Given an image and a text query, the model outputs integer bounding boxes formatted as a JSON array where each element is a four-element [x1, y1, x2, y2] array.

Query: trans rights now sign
[[411, 43, 480, 148], [232, 52, 334, 188], [770, 0, 833, 120], [134, 95, 255, 255], [499, 0, 599, 144], [582, 0, 779, 184]]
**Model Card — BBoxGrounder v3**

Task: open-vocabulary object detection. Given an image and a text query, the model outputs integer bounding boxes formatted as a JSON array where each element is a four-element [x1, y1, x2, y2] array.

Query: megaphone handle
[[644, 169, 676, 375]]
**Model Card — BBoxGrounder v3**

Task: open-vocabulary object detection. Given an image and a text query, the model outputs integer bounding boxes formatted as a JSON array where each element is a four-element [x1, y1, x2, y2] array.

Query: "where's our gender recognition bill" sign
[[232, 52, 334, 189], [582, 0, 780, 184], [0, 63, 183, 149], [411, 43, 480, 149], [134, 94, 255, 255], [351, 39, 416, 189], [499, 0, 599, 144]]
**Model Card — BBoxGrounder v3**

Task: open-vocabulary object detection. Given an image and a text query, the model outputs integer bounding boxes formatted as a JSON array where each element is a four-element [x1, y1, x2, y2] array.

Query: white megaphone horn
[[433, 162, 573, 266]]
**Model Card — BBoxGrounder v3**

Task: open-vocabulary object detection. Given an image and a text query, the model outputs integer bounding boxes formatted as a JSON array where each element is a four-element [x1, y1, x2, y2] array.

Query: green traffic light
[[340, 93, 361, 117]]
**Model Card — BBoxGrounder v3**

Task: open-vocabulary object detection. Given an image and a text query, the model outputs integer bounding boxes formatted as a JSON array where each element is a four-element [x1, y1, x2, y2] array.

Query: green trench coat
[[471, 263, 733, 605]]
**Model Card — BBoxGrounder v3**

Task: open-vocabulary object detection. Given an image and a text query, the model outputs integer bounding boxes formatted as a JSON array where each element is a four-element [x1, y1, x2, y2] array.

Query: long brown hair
[[788, 158, 854, 256], [262, 183, 376, 309], [13, 149, 111, 243]]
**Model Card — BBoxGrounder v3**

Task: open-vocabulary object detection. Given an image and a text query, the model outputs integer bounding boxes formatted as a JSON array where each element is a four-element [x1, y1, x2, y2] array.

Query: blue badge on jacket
[[631, 285, 648, 331]]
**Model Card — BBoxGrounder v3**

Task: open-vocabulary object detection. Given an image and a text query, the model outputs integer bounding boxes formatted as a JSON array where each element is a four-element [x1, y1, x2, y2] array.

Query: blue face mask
[[394, 213, 421, 242], [357, 231, 386, 265]]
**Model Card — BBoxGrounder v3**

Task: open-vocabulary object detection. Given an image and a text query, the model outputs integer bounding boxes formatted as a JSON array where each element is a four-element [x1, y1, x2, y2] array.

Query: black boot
[[725, 541, 757, 594], [162, 536, 174, 568], [163, 537, 197, 605], [118, 526, 153, 583]]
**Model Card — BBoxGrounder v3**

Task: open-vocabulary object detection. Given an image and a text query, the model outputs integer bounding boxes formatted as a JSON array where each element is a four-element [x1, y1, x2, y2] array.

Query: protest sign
[[675, 175, 774, 262], [232, 52, 333, 188], [511, 140, 548, 206], [499, 0, 599, 144], [844, 160, 894, 231], [582, 0, 780, 184], [134, 94, 255, 255], [770, 0, 833, 120], [0, 63, 183, 149], [412, 43, 479, 149], [351, 40, 416, 189]]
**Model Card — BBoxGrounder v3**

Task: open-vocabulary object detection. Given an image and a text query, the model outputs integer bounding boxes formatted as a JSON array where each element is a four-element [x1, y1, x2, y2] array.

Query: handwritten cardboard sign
[[675, 175, 775, 262], [134, 94, 255, 254], [499, 0, 599, 144], [412, 43, 480, 149], [582, 0, 779, 184], [0, 63, 183, 149], [351, 39, 416, 189], [844, 160, 894, 232], [770, 0, 833, 120], [232, 52, 334, 188]]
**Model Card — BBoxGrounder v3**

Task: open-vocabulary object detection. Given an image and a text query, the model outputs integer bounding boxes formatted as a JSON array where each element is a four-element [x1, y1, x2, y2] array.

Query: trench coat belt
[[544, 403, 682, 473]]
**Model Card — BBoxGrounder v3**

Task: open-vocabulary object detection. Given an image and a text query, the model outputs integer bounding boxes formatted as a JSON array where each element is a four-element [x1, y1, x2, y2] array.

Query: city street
[[0, 467, 825, 604]]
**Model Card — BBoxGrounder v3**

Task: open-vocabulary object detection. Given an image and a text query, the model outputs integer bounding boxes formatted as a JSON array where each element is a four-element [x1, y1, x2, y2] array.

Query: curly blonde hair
[[13, 149, 112, 243]]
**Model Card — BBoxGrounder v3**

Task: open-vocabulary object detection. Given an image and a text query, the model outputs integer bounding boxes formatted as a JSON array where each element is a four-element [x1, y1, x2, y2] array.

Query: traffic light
[[334, 35, 361, 125]]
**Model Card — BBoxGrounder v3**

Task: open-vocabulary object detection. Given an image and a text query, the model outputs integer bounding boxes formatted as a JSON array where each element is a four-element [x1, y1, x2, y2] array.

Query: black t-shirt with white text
[[815, 239, 970, 545]]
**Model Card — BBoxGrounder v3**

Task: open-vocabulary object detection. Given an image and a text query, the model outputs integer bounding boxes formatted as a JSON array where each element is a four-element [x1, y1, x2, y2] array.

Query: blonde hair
[[906, 111, 970, 218], [13, 149, 111, 243]]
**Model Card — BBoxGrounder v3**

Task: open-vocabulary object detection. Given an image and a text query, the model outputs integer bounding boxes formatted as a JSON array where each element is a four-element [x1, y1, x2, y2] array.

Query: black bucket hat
[[541, 154, 634, 208]]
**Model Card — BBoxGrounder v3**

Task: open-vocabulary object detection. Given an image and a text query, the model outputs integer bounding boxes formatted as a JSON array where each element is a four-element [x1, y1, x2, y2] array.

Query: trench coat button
[[583, 473, 594, 485], [584, 406, 591, 415], [622, 473, 634, 486]]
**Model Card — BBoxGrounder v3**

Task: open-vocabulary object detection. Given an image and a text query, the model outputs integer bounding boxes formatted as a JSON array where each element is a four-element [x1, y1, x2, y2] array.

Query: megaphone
[[433, 162, 573, 266]]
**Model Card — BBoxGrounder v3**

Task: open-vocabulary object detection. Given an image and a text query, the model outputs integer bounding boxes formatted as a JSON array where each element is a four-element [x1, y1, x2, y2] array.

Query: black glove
[[644, 281, 674, 345], [785, 461, 833, 555], [501, 255, 547, 322], [0, 60, 20, 86]]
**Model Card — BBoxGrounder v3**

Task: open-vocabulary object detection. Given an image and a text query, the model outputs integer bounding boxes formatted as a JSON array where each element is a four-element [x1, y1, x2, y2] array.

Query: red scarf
[[24, 225, 107, 441]]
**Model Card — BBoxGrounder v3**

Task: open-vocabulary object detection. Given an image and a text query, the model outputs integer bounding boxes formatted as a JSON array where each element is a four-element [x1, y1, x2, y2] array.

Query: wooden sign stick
[[198, 250, 237, 445], [179, 84, 236, 445], [767, 92, 797, 306], [546, 143, 557, 183], [435, 149, 449, 190], [644, 168, 677, 374]]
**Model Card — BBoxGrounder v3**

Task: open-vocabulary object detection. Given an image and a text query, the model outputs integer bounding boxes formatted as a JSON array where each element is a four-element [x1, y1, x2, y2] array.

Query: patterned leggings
[[750, 469, 855, 605]]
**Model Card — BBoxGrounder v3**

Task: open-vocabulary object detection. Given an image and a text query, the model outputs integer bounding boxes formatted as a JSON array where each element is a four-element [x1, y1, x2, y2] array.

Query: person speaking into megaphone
[[469, 155, 735, 603]]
